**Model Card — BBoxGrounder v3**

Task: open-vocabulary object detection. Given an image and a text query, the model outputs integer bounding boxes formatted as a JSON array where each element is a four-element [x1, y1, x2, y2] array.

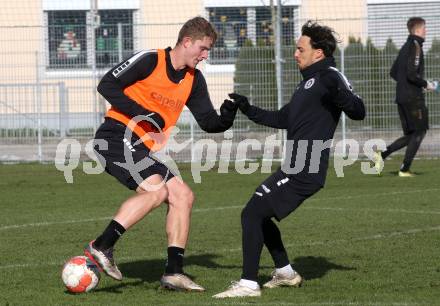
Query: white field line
[[1, 224, 439, 270], [149, 302, 421, 306], [198, 303, 420, 306], [1, 188, 439, 231], [0, 216, 112, 231], [215, 225, 440, 253], [305, 206, 440, 215], [215, 303, 419, 306]]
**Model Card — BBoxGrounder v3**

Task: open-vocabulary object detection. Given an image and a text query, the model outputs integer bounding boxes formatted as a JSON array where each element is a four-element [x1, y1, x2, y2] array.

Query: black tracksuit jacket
[[390, 35, 427, 105], [245, 57, 366, 187]]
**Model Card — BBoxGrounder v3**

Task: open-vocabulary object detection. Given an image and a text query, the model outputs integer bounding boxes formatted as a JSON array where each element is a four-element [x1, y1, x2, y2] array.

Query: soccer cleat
[[212, 281, 261, 298], [398, 171, 416, 177], [373, 151, 384, 175], [160, 273, 205, 292], [263, 270, 303, 289], [84, 240, 122, 281]]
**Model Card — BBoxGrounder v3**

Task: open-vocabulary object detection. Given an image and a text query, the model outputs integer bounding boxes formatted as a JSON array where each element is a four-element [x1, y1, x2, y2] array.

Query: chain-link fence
[[1, 1, 439, 162]]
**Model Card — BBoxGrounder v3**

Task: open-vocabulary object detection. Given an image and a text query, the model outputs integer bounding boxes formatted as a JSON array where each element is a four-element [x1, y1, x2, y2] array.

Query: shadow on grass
[[94, 253, 236, 293], [94, 254, 354, 293], [292, 256, 355, 280]]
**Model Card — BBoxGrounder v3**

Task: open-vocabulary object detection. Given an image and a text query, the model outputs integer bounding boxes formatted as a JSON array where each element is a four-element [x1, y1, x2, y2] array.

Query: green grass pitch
[[0, 159, 439, 305]]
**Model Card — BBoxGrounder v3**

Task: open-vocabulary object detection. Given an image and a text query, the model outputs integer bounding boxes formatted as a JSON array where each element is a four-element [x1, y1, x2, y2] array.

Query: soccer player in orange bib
[[84, 17, 238, 291]]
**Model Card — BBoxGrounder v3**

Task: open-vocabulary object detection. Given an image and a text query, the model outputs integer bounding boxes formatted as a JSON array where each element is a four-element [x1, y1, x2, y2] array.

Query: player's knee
[[412, 129, 426, 143], [168, 185, 194, 210], [154, 185, 169, 204], [417, 129, 426, 137], [185, 189, 195, 207], [179, 188, 194, 210], [135, 185, 168, 210]]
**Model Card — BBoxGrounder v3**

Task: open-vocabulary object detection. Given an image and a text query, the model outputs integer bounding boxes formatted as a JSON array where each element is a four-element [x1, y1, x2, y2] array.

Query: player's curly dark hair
[[301, 20, 340, 57]]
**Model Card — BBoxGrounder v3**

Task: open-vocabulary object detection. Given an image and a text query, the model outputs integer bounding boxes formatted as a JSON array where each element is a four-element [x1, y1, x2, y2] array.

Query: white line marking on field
[[1, 225, 439, 270], [293, 225, 440, 247], [216, 225, 440, 253], [203, 303, 420, 306], [168, 302, 421, 306], [1, 188, 439, 231], [225, 303, 419, 306], [0, 216, 111, 231], [306, 206, 440, 215], [306, 187, 440, 202], [195, 205, 440, 215]]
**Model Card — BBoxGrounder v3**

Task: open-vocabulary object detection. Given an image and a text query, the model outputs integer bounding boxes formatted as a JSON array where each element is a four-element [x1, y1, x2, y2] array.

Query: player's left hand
[[228, 93, 251, 114], [220, 99, 238, 113]]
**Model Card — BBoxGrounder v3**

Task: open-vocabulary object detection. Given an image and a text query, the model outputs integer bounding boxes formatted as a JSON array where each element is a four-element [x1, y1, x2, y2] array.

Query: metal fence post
[[90, 0, 100, 133], [118, 22, 123, 62], [35, 51, 43, 162], [340, 46, 347, 157], [275, 0, 285, 161], [59, 82, 67, 138]]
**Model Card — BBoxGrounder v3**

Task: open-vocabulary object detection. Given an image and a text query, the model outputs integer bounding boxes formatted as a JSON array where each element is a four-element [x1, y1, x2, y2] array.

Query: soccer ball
[[61, 256, 100, 293]]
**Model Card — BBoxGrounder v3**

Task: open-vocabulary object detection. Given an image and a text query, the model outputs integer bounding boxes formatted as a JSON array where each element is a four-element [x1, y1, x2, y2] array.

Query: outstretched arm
[[228, 93, 289, 129], [186, 72, 238, 133]]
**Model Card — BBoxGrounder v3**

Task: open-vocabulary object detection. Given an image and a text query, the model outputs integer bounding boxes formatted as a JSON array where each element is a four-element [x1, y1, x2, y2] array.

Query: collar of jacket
[[408, 34, 424, 45], [300, 56, 336, 79]]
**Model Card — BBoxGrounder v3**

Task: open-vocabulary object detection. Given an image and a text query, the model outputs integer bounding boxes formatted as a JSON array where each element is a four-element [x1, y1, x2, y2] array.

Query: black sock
[[165, 246, 185, 274], [93, 220, 126, 251]]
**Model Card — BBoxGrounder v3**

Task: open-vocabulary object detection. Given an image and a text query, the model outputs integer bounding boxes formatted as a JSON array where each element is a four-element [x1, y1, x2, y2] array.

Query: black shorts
[[398, 102, 429, 135], [93, 118, 175, 190], [254, 168, 322, 220]]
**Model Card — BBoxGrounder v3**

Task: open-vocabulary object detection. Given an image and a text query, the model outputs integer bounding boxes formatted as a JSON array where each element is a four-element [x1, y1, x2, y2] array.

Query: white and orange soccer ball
[[61, 256, 100, 293]]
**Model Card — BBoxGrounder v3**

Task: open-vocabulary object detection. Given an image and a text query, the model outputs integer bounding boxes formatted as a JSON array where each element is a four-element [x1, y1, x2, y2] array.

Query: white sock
[[276, 264, 295, 277], [239, 279, 260, 290]]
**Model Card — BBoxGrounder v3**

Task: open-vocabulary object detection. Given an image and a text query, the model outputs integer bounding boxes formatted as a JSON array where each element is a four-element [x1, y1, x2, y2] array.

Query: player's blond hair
[[176, 17, 217, 45]]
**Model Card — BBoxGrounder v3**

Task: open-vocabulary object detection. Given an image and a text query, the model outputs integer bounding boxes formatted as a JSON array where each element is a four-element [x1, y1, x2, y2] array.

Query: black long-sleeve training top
[[390, 34, 427, 105], [245, 57, 365, 186], [97, 47, 233, 133]]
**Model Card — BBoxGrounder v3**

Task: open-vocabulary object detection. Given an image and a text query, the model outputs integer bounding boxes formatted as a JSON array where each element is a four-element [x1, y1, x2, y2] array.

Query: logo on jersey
[[150, 92, 184, 111], [304, 78, 315, 89]]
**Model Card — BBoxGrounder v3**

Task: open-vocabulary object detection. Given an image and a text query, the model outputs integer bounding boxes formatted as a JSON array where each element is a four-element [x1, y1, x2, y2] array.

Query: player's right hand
[[145, 112, 165, 130], [426, 80, 439, 92]]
